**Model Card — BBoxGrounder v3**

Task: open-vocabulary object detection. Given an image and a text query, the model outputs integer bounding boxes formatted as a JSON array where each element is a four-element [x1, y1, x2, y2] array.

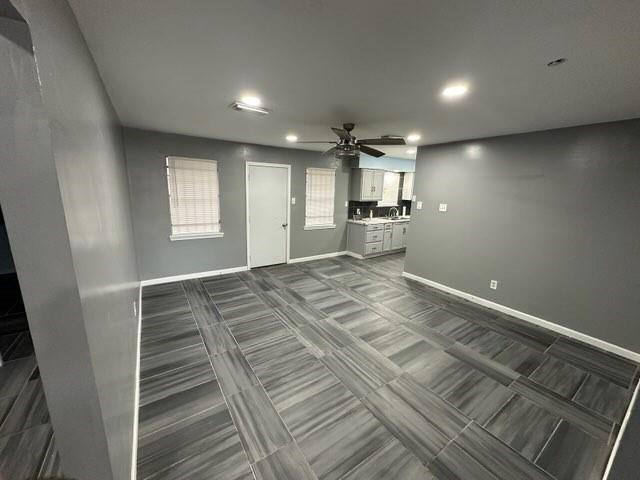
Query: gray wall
[[1, 1, 139, 479], [405, 118, 640, 353], [124, 128, 350, 280]]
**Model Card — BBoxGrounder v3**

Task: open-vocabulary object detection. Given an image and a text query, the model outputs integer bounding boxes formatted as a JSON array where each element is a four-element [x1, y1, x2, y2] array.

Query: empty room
[[1, 1, 639, 479]]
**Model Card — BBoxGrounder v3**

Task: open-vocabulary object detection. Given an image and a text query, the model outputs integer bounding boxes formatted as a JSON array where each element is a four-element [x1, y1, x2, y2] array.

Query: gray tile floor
[[138, 253, 639, 480], [0, 337, 62, 479]]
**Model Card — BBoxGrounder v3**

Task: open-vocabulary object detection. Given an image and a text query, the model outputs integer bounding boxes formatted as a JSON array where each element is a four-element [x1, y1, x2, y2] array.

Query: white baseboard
[[288, 251, 347, 264], [402, 271, 640, 363], [140, 266, 249, 286], [131, 283, 142, 480], [344, 251, 364, 260]]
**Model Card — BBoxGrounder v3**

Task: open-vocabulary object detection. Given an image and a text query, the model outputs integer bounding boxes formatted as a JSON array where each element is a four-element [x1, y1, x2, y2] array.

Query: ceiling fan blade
[[357, 136, 406, 146], [295, 141, 336, 144], [322, 146, 338, 156], [359, 145, 385, 158], [331, 127, 350, 140]]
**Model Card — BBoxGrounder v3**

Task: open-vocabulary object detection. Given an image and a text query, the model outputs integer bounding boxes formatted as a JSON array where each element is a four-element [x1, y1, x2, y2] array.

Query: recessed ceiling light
[[466, 145, 482, 157], [286, 134, 298, 142], [240, 95, 262, 107], [546, 58, 567, 67], [406, 148, 417, 154], [441, 83, 469, 100], [407, 133, 421, 143]]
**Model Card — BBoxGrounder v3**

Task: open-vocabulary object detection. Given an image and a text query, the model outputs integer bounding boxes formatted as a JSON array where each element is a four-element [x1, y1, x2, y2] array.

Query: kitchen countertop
[[347, 216, 411, 225]]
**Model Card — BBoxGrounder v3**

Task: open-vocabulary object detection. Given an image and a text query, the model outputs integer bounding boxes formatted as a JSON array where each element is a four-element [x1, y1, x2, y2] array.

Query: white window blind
[[166, 156, 223, 240], [305, 168, 336, 228], [378, 171, 401, 206]]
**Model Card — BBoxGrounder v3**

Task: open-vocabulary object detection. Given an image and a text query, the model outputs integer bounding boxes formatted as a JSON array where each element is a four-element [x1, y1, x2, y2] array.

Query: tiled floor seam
[[181, 279, 258, 480], [190, 276, 318, 478]]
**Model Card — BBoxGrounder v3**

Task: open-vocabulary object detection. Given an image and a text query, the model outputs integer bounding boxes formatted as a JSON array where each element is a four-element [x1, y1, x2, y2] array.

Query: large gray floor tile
[[492, 342, 545, 376], [253, 442, 317, 480], [484, 395, 561, 460], [547, 337, 638, 388], [140, 359, 214, 407], [211, 348, 260, 396], [535, 420, 609, 480], [0, 378, 49, 435], [573, 374, 629, 422], [226, 385, 292, 462], [298, 403, 394, 480], [322, 342, 401, 398], [138, 402, 250, 480], [0, 423, 52, 480], [341, 438, 434, 480], [138, 379, 225, 438], [511, 377, 614, 441], [453, 422, 555, 480], [529, 356, 587, 398]]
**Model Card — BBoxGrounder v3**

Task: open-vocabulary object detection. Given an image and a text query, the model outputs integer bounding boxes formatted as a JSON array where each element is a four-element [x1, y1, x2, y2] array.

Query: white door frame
[[245, 161, 291, 269]]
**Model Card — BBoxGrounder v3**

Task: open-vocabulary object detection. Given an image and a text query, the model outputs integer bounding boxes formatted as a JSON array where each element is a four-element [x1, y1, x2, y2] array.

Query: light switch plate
[[439, 203, 448, 212], [490, 280, 498, 290], [416, 201, 423, 210], [412, 195, 417, 202], [291, 197, 296, 205]]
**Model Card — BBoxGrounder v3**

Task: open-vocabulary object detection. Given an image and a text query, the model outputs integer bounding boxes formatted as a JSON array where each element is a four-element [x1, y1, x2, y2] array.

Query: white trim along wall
[[402, 271, 640, 363]]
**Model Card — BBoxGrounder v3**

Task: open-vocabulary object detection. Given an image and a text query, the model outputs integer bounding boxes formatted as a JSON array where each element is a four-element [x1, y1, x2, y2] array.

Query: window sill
[[304, 224, 336, 231], [170, 232, 224, 241]]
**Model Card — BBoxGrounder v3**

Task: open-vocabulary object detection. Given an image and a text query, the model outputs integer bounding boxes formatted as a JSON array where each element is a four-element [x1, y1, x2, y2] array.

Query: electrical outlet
[[291, 197, 296, 205], [344, 201, 348, 207], [439, 203, 448, 212], [416, 201, 423, 210], [412, 195, 417, 202], [490, 280, 498, 290]]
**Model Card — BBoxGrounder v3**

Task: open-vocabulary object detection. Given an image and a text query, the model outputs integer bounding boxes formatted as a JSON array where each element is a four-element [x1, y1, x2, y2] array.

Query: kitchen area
[[346, 156, 415, 259]]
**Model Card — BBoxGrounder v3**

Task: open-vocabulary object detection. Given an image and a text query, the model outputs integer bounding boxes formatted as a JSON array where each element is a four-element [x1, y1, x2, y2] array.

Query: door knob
[[282, 223, 288, 228]]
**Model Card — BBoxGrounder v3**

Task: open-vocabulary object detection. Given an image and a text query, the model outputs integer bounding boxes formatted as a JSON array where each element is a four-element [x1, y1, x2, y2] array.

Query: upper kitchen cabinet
[[350, 168, 385, 201], [402, 172, 414, 200]]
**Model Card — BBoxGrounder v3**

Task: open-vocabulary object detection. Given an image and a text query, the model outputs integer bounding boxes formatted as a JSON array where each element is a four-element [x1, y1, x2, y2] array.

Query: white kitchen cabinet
[[402, 172, 414, 201], [383, 224, 393, 251], [348, 220, 408, 257], [391, 222, 409, 249], [350, 168, 384, 201]]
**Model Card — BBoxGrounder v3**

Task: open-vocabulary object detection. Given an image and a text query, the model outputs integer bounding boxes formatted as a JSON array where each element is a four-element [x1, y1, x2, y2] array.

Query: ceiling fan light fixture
[[229, 101, 271, 115], [285, 134, 298, 142]]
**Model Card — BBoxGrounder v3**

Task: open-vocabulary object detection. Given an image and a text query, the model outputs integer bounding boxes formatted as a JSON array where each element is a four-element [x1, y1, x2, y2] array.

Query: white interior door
[[247, 163, 289, 268]]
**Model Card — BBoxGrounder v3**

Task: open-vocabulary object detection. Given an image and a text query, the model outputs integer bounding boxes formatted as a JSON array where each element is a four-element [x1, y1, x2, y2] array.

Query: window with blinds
[[305, 167, 336, 229], [378, 171, 401, 206], [166, 156, 223, 240]]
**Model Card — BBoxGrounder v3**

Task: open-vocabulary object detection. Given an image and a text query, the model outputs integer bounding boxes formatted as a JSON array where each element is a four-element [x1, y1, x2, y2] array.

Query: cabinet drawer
[[366, 231, 384, 243], [365, 224, 384, 232], [365, 241, 383, 255]]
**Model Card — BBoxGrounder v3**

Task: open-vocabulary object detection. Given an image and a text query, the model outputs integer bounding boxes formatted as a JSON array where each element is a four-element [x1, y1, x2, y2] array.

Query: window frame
[[304, 167, 337, 230], [166, 156, 224, 241]]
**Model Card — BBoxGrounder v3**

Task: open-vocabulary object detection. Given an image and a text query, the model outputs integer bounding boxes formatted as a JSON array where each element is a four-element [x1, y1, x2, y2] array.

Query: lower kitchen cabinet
[[347, 221, 409, 257]]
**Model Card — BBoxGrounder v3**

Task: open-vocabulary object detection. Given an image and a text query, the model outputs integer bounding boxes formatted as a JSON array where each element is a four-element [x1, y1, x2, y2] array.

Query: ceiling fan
[[297, 123, 405, 158]]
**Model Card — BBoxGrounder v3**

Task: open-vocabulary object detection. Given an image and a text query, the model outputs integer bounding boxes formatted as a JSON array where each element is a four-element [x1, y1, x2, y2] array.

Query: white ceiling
[[68, 0, 640, 159]]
